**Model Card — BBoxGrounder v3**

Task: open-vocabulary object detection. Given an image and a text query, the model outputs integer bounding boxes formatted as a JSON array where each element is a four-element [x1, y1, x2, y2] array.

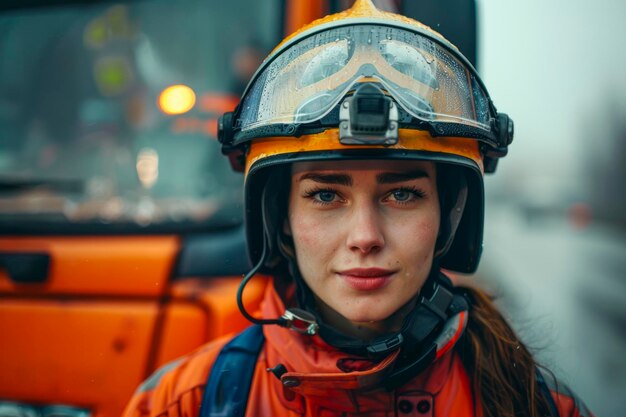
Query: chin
[[341, 305, 396, 325]]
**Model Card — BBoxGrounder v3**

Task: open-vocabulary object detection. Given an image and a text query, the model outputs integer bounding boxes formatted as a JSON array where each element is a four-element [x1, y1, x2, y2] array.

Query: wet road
[[475, 205, 626, 417]]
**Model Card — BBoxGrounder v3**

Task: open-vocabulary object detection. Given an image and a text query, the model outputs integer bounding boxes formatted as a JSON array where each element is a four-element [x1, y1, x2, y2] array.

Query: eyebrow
[[298, 170, 429, 186], [298, 173, 353, 186], [376, 170, 430, 184]]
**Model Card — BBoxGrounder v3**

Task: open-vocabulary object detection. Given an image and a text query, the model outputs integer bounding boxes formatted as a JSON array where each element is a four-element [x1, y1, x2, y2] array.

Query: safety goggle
[[228, 24, 510, 147]]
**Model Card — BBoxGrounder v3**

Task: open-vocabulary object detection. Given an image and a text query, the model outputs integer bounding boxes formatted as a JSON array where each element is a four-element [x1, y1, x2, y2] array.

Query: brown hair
[[458, 286, 555, 417]]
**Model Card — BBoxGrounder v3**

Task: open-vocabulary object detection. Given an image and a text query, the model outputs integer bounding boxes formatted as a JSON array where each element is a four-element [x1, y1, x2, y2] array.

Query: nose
[[345, 202, 385, 255]]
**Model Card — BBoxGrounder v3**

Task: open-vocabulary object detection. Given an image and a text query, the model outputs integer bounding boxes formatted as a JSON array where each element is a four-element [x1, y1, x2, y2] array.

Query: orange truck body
[[0, 236, 268, 416], [0, 2, 327, 416]]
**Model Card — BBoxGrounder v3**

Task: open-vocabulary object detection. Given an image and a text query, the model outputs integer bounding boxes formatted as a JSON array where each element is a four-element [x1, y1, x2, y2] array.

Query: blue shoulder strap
[[199, 325, 265, 417], [536, 368, 560, 417]]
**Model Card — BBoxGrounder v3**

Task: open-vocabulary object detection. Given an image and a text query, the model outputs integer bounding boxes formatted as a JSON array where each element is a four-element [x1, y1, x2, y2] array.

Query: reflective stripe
[[435, 310, 468, 359], [245, 130, 482, 176], [136, 359, 183, 393]]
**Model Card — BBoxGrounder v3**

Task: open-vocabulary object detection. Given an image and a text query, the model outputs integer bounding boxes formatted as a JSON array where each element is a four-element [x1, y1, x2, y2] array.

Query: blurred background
[[0, 0, 624, 416], [477, 2, 626, 417]]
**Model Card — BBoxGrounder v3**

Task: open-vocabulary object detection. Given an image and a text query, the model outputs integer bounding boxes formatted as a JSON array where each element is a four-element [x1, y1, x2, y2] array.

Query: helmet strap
[[281, 248, 468, 359]]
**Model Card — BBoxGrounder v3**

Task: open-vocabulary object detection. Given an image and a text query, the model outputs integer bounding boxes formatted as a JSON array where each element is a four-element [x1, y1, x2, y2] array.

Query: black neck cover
[[288, 260, 469, 389]]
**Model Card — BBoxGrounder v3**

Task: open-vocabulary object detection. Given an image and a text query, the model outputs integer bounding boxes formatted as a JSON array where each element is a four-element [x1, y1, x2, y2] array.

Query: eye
[[303, 188, 341, 205], [392, 189, 412, 202], [317, 190, 337, 203], [384, 187, 425, 204]]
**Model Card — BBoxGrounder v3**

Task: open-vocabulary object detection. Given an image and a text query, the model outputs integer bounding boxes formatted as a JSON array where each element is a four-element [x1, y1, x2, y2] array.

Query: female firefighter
[[124, 1, 593, 416]]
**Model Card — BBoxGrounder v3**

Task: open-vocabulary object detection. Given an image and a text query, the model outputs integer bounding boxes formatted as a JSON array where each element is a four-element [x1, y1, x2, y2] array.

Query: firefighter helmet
[[219, 0, 513, 274]]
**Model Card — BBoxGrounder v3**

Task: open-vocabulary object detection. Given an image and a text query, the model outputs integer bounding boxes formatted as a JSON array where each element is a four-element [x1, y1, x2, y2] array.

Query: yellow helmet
[[219, 0, 513, 274]]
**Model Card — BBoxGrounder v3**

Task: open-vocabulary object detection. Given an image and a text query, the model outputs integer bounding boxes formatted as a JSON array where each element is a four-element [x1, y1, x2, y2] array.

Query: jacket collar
[[260, 282, 468, 413]]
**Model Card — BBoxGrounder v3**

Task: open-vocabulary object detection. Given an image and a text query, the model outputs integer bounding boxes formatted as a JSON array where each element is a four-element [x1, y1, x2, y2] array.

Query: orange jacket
[[124, 282, 593, 417]]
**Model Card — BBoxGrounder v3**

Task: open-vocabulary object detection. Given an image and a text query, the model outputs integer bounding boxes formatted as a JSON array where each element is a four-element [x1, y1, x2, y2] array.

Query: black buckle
[[366, 333, 405, 355], [421, 284, 453, 321]]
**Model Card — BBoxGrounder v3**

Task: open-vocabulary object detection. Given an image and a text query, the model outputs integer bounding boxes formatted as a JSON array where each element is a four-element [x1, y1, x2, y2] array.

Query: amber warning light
[[158, 84, 196, 115]]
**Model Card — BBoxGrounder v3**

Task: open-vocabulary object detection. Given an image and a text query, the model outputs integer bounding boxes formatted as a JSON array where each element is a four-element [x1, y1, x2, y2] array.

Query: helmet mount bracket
[[339, 83, 398, 146]]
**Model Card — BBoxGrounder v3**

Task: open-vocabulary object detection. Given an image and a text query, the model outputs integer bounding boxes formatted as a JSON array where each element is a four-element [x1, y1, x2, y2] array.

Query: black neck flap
[[291, 262, 468, 363]]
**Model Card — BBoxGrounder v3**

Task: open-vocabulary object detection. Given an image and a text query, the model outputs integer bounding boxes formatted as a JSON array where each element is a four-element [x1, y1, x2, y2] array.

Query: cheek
[[394, 212, 440, 258], [291, 218, 319, 250], [422, 217, 440, 244], [288, 214, 338, 291], [288, 199, 339, 247], [290, 208, 321, 244], [421, 203, 441, 240], [420, 216, 440, 252], [288, 207, 334, 266]]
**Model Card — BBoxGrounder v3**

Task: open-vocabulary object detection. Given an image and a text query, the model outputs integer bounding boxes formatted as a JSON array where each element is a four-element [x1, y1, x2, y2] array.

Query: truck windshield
[[0, 0, 281, 232]]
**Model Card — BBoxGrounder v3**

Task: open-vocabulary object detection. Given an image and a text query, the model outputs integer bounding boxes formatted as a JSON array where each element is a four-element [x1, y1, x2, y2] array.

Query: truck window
[[0, 0, 282, 233]]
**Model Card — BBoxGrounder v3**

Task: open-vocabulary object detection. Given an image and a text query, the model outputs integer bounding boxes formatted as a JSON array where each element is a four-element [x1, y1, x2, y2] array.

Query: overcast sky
[[478, 0, 626, 197]]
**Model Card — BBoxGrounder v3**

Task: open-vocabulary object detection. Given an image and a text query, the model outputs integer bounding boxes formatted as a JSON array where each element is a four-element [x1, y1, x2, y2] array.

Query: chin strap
[[288, 264, 468, 390], [382, 273, 468, 390], [314, 270, 466, 355], [237, 255, 468, 389]]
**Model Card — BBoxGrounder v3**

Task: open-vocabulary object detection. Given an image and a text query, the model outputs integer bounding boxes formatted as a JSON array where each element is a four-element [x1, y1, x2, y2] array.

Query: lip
[[336, 268, 396, 291]]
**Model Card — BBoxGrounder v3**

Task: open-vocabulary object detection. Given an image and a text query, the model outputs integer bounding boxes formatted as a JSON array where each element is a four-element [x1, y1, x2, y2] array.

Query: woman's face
[[287, 159, 440, 330]]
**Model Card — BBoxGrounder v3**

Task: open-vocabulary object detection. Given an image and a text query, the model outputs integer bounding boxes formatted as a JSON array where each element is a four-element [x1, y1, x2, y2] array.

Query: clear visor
[[237, 25, 492, 133]]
